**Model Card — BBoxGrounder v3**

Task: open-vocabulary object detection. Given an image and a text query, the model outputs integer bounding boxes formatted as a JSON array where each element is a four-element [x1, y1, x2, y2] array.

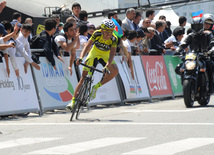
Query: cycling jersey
[[83, 29, 118, 71]]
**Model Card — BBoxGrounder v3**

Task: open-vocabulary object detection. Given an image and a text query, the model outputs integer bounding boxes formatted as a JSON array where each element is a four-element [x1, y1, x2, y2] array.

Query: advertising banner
[[164, 55, 183, 96], [0, 57, 39, 115], [114, 56, 150, 101], [32, 56, 78, 111], [141, 56, 173, 98]]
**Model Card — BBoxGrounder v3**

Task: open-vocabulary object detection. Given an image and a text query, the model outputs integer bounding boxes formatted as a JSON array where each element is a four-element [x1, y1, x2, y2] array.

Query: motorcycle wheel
[[183, 79, 195, 108], [198, 95, 210, 106]]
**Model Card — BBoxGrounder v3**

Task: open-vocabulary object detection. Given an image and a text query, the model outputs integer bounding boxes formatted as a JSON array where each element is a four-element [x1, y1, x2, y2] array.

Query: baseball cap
[[0, 23, 7, 35]]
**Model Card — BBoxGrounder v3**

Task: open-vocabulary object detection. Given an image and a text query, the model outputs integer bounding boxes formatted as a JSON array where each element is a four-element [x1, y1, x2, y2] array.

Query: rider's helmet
[[203, 13, 214, 30], [101, 19, 115, 30], [191, 17, 203, 32]]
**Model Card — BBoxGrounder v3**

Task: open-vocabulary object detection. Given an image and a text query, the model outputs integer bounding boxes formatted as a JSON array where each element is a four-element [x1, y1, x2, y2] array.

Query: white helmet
[[203, 13, 214, 25]]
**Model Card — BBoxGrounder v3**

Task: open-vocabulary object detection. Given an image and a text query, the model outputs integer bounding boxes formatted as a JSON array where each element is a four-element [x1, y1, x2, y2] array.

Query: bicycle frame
[[70, 62, 104, 121]]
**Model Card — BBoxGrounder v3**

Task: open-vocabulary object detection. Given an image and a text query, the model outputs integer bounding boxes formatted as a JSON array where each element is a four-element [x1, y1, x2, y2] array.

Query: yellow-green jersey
[[83, 29, 118, 71], [89, 29, 118, 56]]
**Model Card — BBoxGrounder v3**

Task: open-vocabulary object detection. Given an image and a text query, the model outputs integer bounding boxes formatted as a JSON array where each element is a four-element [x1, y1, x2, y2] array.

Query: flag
[[111, 18, 123, 38], [192, 10, 203, 18]]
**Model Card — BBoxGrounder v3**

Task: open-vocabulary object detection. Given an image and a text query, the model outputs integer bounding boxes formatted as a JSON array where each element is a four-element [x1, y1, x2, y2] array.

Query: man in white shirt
[[54, 22, 80, 75], [16, 24, 40, 73], [164, 26, 185, 53], [122, 8, 136, 30]]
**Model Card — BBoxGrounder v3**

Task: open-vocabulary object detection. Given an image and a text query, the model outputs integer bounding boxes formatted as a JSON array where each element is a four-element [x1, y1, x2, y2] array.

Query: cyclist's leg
[[90, 61, 118, 100], [100, 63, 118, 85]]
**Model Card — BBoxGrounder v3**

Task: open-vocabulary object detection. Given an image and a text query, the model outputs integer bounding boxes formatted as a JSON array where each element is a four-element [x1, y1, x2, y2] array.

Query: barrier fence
[[0, 49, 183, 116]]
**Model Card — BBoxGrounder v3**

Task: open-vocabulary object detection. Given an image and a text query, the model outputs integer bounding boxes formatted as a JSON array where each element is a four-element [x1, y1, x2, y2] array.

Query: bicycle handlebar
[[79, 62, 103, 73]]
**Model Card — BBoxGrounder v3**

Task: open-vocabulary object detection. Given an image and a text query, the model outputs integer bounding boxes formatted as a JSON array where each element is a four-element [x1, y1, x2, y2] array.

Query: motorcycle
[[175, 51, 210, 108]]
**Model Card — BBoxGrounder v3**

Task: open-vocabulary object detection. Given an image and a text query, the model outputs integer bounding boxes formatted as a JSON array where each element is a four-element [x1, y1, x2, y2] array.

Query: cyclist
[[66, 19, 119, 110]]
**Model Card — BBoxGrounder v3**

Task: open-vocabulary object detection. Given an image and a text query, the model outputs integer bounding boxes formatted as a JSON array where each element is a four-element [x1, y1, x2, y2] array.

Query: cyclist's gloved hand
[[76, 58, 83, 66], [102, 66, 109, 74]]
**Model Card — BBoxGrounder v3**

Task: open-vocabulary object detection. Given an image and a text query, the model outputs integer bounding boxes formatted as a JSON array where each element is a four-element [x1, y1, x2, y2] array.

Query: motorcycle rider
[[175, 17, 214, 94]]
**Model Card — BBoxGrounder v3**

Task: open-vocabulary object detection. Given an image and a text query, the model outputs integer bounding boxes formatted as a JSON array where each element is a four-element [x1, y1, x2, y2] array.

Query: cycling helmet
[[191, 17, 203, 32], [101, 19, 115, 30], [203, 14, 214, 25]]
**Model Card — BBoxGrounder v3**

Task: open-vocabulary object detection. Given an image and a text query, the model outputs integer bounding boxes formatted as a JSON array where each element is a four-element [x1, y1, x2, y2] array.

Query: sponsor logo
[[0, 77, 31, 91], [41, 62, 74, 102], [0, 79, 15, 90], [146, 61, 167, 91]]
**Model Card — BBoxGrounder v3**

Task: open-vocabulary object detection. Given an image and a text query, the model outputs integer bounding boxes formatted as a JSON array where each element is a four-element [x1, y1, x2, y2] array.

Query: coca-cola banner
[[141, 56, 173, 98]]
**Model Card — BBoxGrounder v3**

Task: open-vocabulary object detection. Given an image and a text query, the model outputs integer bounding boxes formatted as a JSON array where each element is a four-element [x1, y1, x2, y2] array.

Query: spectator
[[58, 22, 64, 33], [108, 11, 118, 19], [141, 18, 151, 28], [122, 8, 136, 30], [117, 28, 129, 60], [150, 22, 156, 29], [146, 9, 155, 22], [87, 22, 95, 40], [165, 21, 172, 36], [133, 11, 142, 30], [150, 20, 166, 55], [78, 24, 88, 50], [123, 30, 137, 79], [39, 19, 64, 70], [24, 17, 33, 41], [54, 22, 79, 75], [0, 22, 18, 77], [159, 15, 166, 21], [116, 18, 122, 27], [52, 14, 60, 34], [164, 26, 185, 52], [24, 18, 33, 26], [77, 10, 88, 27], [179, 16, 187, 27], [141, 27, 155, 54], [16, 24, 40, 73], [11, 12, 22, 27], [134, 29, 146, 55], [66, 16, 76, 23], [71, 2, 81, 22], [0, 1, 6, 13]]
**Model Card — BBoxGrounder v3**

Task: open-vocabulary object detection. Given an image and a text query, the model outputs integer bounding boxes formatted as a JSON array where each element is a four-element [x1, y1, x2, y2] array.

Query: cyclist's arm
[[79, 39, 94, 59], [106, 46, 117, 68]]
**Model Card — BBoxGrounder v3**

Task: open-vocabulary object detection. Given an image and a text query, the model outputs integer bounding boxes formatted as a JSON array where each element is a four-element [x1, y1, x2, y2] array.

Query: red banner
[[141, 56, 173, 97]]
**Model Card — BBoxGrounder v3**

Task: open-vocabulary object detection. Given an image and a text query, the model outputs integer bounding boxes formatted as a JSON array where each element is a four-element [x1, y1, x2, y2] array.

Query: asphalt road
[[0, 96, 214, 155]]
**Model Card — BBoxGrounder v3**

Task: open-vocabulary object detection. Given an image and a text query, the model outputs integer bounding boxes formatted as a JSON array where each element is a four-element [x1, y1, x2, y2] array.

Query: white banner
[[32, 56, 78, 111], [0, 57, 39, 115], [114, 56, 150, 101]]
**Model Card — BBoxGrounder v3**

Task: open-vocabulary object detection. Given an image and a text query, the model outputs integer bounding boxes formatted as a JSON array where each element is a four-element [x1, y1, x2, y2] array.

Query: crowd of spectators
[[0, 1, 205, 78]]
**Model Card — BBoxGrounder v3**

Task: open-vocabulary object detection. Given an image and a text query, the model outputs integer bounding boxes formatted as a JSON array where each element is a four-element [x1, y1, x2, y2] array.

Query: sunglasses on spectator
[[88, 27, 95, 30], [145, 22, 151, 24]]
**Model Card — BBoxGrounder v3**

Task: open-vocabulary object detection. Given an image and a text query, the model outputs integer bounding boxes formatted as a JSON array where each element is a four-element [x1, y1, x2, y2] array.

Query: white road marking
[[0, 138, 61, 150], [123, 138, 214, 155], [0, 122, 214, 126], [122, 108, 208, 113], [26, 137, 144, 154]]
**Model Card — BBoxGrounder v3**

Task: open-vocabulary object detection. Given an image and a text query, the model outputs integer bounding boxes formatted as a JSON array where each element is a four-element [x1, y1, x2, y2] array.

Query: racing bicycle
[[70, 62, 106, 121]]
